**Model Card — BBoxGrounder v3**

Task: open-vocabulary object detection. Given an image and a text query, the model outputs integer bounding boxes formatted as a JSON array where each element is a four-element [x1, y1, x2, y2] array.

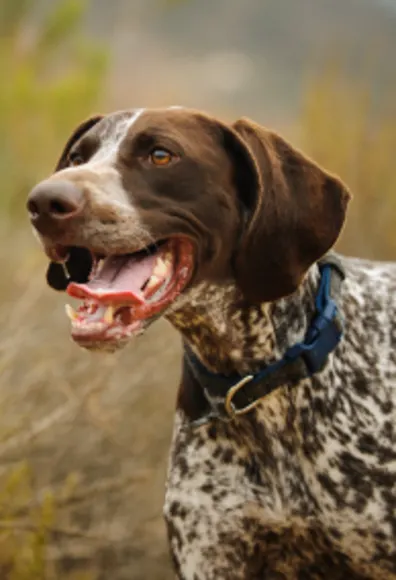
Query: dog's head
[[27, 108, 350, 351]]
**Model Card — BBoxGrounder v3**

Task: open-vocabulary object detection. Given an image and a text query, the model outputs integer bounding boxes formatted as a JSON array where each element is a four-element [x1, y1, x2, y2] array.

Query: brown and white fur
[[27, 108, 396, 579]]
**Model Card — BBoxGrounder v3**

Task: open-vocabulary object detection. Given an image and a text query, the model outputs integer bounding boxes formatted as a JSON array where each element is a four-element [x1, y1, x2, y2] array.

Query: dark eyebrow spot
[[134, 132, 157, 150], [126, 130, 184, 157], [71, 134, 100, 160]]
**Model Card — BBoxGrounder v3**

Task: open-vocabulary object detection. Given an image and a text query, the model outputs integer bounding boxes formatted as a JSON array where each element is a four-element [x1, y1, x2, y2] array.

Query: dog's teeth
[[153, 257, 168, 278], [103, 305, 114, 324], [65, 304, 78, 321], [146, 275, 160, 290], [86, 301, 97, 315]]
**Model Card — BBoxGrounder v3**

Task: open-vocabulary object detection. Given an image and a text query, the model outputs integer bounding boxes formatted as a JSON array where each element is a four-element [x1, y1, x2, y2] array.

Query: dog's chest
[[165, 261, 396, 578], [165, 391, 396, 579]]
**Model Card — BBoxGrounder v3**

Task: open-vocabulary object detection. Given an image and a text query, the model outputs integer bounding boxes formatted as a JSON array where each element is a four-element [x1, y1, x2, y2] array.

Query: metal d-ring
[[224, 374, 257, 418]]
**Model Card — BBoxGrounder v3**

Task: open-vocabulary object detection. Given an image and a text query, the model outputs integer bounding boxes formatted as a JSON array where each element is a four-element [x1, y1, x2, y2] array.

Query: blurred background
[[0, 0, 395, 577]]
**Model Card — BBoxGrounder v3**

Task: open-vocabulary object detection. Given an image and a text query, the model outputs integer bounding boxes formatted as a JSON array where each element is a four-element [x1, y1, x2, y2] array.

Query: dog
[[27, 108, 396, 579]]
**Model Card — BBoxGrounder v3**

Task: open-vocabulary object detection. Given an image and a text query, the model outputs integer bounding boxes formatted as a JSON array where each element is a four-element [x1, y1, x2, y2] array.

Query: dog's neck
[[167, 265, 320, 376]]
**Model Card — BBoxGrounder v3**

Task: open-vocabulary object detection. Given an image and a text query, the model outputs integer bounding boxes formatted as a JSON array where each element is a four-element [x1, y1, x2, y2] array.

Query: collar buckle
[[224, 374, 255, 418]]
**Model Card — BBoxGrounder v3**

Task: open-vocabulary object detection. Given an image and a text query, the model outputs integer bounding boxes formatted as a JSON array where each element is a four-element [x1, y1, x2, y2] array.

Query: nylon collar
[[184, 255, 345, 426]]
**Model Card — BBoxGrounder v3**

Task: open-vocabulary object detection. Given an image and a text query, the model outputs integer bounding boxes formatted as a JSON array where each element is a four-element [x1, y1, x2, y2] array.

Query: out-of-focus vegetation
[[0, 225, 179, 579], [0, 0, 395, 578], [0, 0, 106, 215], [301, 64, 396, 259]]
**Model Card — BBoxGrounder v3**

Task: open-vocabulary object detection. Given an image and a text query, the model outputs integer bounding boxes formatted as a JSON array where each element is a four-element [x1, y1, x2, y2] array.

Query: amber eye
[[68, 151, 84, 167], [149, 148, 173, 166]]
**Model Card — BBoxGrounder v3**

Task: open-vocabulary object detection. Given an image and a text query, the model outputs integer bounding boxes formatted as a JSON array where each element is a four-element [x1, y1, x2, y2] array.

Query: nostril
[[27, 180, 84, 224], [48, 198, 77, 216], [27, 199, 40, 219]]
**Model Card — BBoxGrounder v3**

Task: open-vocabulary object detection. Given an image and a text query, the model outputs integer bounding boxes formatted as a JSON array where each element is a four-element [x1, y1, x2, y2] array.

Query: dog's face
[[27, 107, 350, 351]]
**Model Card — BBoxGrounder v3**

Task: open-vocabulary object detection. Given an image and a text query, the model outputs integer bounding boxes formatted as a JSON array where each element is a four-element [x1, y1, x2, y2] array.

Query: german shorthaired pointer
[[27, 108, 396, 579]]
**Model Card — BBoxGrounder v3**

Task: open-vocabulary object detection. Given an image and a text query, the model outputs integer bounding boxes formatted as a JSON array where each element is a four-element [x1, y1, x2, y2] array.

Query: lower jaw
[[69, 295, 174, 351], [70, 319, 145, 352]]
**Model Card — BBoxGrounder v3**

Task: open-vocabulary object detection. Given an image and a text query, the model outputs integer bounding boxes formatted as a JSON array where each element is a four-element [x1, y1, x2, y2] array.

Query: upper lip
[[50, 236, 194, 274], [45, 238, 170, 260]]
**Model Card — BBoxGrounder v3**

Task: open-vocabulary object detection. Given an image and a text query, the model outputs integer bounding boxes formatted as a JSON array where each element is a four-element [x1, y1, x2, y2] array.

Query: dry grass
[[0, 227, 178, 578], [300, 64, 396, 259]]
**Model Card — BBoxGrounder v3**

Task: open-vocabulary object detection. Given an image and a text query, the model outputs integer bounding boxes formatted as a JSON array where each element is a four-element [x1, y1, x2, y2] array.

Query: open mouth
[[59, 237, 194, 348]]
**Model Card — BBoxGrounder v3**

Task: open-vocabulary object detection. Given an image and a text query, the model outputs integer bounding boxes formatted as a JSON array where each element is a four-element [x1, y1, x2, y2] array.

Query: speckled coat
[[165, 256, 396, 579]]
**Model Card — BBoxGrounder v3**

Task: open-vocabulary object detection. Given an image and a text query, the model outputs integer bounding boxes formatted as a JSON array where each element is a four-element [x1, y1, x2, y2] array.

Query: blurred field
[[1, 0, 396, 578], [0, 226, 179, 579]]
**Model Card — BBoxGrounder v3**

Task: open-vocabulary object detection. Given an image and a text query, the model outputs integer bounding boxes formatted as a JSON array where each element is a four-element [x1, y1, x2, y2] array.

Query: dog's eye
[[68, 151, 85, 167], [149, 149, 174, 166]]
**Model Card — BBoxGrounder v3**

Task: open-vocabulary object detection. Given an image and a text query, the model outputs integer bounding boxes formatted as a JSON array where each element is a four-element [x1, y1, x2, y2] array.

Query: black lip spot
[[46, 247, 93, 291], [46, 262, 69, 291]]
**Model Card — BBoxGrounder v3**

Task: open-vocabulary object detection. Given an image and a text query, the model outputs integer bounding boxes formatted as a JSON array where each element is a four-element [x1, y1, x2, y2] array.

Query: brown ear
[[55, 115, 103, 171], [230, 118, 351, 303]]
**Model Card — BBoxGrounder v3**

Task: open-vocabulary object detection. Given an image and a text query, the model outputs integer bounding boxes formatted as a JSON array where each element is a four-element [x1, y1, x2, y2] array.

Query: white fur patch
[[88, 108, 144, 166], [54, 109, 146, 213]]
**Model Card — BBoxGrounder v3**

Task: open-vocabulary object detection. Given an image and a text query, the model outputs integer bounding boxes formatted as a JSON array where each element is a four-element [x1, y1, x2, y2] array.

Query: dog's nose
[[27, 180, 84, 235]]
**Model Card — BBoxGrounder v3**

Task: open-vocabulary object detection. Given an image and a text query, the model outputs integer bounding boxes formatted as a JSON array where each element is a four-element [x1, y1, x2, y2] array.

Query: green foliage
[[0, 463, 95, 579], [0, 462, 52, 579], [0, 0, 107, 216], [300, 63, 396, 259]]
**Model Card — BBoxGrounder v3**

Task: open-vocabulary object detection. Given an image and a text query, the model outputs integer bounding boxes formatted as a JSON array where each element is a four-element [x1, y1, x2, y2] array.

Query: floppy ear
[[229, 117, 351, 303], [55, 115, 103, 171]]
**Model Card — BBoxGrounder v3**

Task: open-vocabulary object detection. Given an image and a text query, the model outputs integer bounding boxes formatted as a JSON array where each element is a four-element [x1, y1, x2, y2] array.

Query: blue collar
[[184, 255, 345, 425]]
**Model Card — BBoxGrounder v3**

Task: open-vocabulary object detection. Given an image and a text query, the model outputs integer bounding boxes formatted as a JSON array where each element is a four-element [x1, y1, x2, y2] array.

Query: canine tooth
[[103, 305, 114, 324], [65, 304, 78, 321], [146, 275, 160, 290]]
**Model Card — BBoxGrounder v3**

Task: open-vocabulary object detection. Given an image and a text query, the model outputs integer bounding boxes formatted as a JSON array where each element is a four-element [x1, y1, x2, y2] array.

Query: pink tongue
[[67, 254, 157, 304]]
